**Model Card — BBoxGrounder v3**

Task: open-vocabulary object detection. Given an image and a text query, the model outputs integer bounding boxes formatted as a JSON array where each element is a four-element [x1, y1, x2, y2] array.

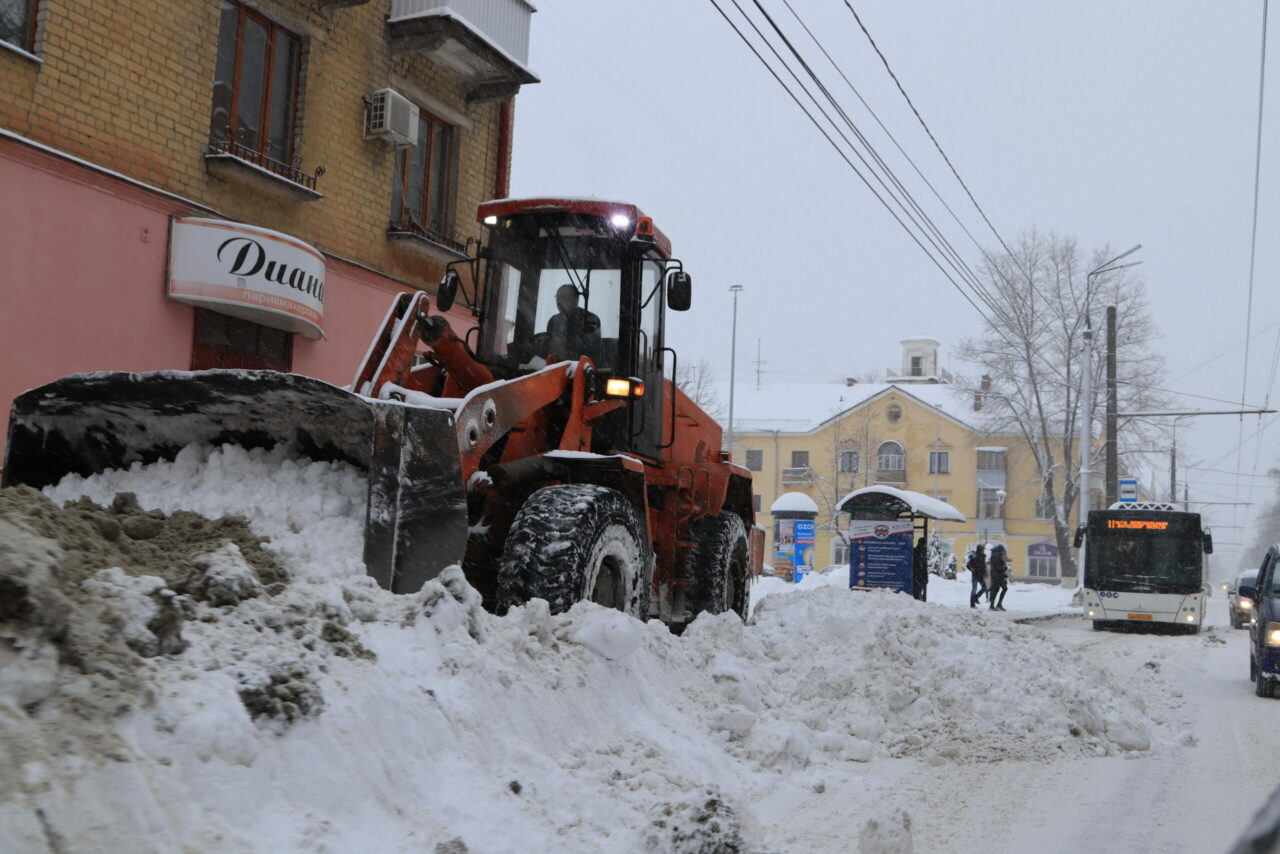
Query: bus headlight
[[1086, 609, 1096, 617], [1185, 613, 1196, 622], [1266, 623, 1280, 646]]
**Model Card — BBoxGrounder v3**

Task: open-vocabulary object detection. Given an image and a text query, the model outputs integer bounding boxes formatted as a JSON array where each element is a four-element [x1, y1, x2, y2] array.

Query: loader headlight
[[1267, 622, 1280, 646], [610, 214, 631, 229], [604, 378, 645, 398], [483, 215, 498, 225]]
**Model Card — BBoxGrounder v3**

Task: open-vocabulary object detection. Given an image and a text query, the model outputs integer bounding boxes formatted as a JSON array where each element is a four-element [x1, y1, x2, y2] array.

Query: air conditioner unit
[[367, 88, 419, 147]]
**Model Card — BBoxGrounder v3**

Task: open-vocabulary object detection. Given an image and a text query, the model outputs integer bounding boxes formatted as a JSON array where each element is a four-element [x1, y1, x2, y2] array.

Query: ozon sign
[[168, 218, 326, 339]]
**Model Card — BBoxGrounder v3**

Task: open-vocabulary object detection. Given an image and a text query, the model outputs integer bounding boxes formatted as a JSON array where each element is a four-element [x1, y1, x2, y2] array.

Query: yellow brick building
[[1, 0, 539, 455], [729, 339, 1075, 582]]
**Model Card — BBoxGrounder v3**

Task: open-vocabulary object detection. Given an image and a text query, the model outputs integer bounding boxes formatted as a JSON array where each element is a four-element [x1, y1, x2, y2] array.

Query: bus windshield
[[1085, 512, 1205, 594]]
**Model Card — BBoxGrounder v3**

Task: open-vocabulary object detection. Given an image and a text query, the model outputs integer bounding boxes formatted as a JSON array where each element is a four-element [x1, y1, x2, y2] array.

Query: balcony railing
[[782, 467, 812, 485], [389, 0, 538, 100], [206, 139, 319, 191], [391, 0, 533, 68]]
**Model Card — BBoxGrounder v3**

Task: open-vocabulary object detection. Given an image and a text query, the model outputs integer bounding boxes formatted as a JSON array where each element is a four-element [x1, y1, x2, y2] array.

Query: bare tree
[[675, 357, 726, 422], [956, 231, 1170, 579], [1245, 469, 1280, 566]]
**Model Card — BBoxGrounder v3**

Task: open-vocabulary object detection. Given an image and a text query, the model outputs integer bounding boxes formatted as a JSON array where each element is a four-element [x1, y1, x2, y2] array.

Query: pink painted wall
[[1, 143, 195, 455], [1, 140, 481, 468]]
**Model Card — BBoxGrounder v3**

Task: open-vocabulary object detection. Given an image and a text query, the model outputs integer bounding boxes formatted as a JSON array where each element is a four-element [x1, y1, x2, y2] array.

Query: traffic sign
[[1119, 478, 1139, 502]]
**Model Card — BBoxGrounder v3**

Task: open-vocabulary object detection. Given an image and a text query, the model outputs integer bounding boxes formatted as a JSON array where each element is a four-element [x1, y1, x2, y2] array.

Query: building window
[[1027, 555, 1057, 578], [1, 0, 38, 51], [831, 539, 849, 566], [928, 451, 950, 474], [910, 356, 922, 376], [210, 0, 302, 168], [791, 450, 809, 468], [391, 110, 456, 242], [191, 309, 293, 372], [886, 404, 902, 423], [838, 449, 859, 473], [745, 449, 763, 471], [752, 494, 761, 513], [977, 449, 1007, 472], [876, 441, 905, 481], [1035, 497, 1052, 520], [977, 488, 1004, 520]]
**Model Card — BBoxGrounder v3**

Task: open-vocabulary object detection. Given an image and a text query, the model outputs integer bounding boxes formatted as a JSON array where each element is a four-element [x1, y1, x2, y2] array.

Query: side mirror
[[1239, 583, 1258, 600], [1073, 525, 1086, 549], [1203, 532, 1214, 554], [667, 271, 691, 312], [437, 270, 460, 312]]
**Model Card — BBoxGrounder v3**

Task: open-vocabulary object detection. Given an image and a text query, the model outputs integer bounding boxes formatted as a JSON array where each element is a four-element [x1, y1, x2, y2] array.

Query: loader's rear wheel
[[497, 485, 651, 619], [688, 513, 750, 622]]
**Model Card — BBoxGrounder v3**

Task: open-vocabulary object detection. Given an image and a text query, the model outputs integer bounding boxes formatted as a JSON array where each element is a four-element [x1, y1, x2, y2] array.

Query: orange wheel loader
[[3, 198, 763, 626]]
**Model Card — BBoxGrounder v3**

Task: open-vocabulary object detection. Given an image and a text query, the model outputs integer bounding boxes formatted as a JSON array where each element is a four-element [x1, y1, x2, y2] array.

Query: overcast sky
[[509, 1, 1277, 572]]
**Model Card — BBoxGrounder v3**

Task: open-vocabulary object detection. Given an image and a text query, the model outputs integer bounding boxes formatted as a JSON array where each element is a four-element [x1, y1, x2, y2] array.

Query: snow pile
[[0, 444, 1168, 852]]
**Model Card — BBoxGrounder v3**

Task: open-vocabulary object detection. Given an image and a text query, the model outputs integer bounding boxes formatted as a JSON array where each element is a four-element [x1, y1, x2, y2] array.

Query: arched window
[[876, 441, 905, 482]]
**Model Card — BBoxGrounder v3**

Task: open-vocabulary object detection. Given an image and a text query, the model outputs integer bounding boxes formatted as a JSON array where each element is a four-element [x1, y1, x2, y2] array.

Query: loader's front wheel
[[688, 513, 750, 622], [497, 485, 651, 619]]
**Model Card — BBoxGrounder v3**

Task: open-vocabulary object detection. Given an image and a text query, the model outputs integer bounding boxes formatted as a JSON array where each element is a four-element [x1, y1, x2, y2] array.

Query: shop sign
[[169, 217, 325, 339]]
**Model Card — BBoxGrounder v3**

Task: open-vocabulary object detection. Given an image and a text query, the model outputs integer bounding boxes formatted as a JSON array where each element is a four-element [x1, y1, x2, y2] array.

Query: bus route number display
[[1106, 519, 1169, 531]]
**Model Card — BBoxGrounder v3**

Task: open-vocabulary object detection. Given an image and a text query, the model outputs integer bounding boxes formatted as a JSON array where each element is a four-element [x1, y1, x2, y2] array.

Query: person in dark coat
[[546, 285, 601, 362], [988, 543, 1010, 611], [967, 543, 987, 608], [912, 537, 928, 602]]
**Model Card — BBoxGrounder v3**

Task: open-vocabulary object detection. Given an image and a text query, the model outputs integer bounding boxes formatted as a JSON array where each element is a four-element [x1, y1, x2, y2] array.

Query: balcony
[[389, 0, 539, 102], [782, 467, 812, 485], [204, 140, 324, 202]]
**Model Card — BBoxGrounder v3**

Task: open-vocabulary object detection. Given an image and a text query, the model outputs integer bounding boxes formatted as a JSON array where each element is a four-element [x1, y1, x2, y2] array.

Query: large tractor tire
[[497, 485, 651, 619], [688, 513, 750, 622]]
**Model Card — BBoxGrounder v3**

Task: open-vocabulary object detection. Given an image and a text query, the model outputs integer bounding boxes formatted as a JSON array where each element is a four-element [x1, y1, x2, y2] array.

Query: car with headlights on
[[1248, 547, 1280, 697], [1230, 569, 1261, 629]]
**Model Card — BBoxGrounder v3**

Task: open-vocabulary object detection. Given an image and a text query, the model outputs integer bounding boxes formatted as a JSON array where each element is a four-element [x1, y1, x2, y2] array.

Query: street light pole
[[1077, 245, 1141, 592], [727, 285, 743, 456]]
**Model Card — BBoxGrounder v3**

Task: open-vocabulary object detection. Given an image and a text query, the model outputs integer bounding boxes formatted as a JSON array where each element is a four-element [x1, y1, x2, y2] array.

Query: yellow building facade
[[730, 341, 1073, 582]]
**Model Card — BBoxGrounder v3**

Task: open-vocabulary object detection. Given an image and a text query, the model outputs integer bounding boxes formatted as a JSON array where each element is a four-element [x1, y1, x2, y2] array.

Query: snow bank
[[0, 444, 1170, 852]]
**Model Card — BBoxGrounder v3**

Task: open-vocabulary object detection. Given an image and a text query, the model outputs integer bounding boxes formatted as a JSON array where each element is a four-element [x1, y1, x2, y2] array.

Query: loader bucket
[[3, 370, 467, 594]]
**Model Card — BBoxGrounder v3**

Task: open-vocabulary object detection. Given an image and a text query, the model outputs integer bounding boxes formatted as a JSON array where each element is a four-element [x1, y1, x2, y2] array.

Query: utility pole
[[727, 285, 743, 456], [1106, 305, 1118, 507], [1170, 434, 1177, 503]]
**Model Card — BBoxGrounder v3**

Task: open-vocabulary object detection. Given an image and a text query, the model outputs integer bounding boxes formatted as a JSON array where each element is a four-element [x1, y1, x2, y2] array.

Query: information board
[[848, 519, 915, 593]]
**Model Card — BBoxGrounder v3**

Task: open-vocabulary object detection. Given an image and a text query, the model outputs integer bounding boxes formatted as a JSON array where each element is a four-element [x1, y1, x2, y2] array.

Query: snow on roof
[[770, 492, 820, 514], [838, 485, 968, 522], [721, 380, 976, 434], [975, 446, 1008, 452]]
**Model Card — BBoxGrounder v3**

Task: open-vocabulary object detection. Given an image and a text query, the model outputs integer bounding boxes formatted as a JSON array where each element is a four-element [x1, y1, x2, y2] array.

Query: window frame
[[790, 450, 810, 469], [977, 487, 1004, 520], [838, 449, 859, 474], [928, 450, 950, 474], [1, 0, 39, 53], [391, 107, 457, 243], [210, 0, 303, 169], [1035, 496, 1052, 520], [745, 449, 764, 472], [876, 441, 905, 478]]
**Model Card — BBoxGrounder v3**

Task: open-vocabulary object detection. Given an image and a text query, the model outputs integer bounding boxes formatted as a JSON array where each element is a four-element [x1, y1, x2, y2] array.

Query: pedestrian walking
[[967, 543, 987, 608], [912, 537, 928, 602], [988, 543, 1009, 611]]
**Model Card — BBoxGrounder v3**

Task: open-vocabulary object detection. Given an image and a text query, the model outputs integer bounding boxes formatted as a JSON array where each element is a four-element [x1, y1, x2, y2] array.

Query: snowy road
[[759, 603, 1274, 854], [6, 448, 1279, 854]]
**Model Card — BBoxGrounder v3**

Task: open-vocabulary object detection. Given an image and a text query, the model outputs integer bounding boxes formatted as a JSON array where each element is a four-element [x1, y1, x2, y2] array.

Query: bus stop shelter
[[838, 486, 967, 592]]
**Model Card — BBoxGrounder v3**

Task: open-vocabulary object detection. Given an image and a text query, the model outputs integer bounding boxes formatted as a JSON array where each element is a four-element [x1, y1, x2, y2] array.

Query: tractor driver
[[546, 284, 601, 363]]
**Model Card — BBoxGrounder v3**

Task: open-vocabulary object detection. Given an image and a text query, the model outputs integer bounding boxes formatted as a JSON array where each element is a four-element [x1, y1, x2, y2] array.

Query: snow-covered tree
[[956, 232, 1169, 580]]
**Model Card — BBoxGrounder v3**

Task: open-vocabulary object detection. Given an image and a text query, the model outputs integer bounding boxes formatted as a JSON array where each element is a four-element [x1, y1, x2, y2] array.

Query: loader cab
[[462, 199, 689, 460]]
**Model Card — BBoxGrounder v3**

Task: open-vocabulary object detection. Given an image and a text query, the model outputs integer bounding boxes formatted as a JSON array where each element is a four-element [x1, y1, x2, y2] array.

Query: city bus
[[1075, 502, 1213, 633]]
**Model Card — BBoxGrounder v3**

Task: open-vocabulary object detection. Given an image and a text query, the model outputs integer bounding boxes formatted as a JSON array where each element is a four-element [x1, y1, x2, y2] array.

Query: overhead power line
[[706, 0, 1023, 343]]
